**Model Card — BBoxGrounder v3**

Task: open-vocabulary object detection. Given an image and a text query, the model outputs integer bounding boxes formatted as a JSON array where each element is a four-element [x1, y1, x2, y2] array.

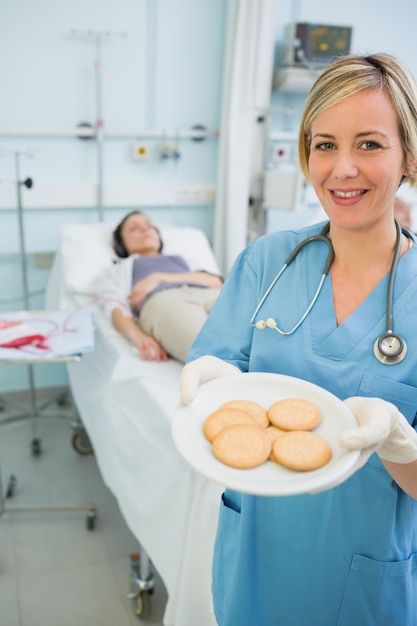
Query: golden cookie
[[212, 424, 272, 469], [264, 426, 285, 462], [272, 430, 332, 471], [268, 398, 322, 431], [219, 399, 269, 429], [203, 408, 258, 443]]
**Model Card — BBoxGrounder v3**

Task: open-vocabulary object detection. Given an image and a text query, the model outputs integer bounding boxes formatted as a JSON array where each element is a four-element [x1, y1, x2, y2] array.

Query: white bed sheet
[[46, 221, 224, 626]]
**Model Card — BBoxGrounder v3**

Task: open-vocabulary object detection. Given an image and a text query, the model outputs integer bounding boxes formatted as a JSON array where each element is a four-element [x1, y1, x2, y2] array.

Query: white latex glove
[[180, 355, 241, 405], [340, 397, 417, 464], [310, 397, 417, 494]]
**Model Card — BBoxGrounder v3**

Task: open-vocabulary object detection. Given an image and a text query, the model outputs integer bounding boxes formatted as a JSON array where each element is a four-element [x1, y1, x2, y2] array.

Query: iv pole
[[1, 153, 81, 457], [14, 151, 42, 454], [14, 151, 33, 312], [72, 29, 127, 221], [95, 34, 104, 221], [0, 151, 43, 454]]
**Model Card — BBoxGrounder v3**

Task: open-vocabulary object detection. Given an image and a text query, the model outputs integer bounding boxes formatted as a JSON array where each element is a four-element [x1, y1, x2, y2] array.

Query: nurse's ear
[[403, 155, 417, 176], [400, 155, 417, 186]]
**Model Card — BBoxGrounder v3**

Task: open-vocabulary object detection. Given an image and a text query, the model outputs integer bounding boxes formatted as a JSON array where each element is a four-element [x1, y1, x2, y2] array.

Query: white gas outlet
[[159, 144, 181, 160]]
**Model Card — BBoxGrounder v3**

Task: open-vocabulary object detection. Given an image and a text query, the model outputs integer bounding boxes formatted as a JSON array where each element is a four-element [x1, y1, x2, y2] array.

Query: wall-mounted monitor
[[283, 23, 352, 67]]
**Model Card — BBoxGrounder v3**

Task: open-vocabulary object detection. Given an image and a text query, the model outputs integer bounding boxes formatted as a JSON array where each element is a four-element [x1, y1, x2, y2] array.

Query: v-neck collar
[[306, 243, 417, 361]]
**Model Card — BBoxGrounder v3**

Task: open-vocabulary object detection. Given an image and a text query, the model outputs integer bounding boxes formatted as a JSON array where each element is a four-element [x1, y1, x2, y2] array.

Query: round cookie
[[212, 424, 272, 469], [203, 407, 258, 443], [268, 398, 322, 431], [219, 399, 270, 429], [264, 425, 285, 461], [272, 430, 332, 471]]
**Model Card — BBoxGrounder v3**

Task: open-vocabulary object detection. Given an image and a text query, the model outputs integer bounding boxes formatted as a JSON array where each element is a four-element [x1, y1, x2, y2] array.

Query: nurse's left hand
[[340, 397, 417, 464], [310, 397, 417, 494]]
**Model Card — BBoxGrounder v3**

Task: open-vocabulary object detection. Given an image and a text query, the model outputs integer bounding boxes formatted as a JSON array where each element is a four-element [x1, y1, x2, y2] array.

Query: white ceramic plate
[[172, 373, 360, 496]]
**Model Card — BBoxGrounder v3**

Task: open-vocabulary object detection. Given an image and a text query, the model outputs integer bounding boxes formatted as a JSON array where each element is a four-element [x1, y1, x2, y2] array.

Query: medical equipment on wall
[[250, 220, 409, 365], [282, 23, 352, 68], [273, 23, 353, 94]]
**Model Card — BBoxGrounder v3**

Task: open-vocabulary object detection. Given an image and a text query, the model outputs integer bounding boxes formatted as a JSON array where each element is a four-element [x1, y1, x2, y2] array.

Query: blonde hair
[[298, 53, 417, 188]]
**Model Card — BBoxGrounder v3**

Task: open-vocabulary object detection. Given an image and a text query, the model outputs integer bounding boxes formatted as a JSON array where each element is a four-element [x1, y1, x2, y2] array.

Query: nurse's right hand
[[180, 356, 241, 405]]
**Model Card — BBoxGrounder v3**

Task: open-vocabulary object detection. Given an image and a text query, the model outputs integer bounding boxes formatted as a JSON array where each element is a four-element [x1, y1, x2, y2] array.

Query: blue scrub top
[[188, 222, 417, 626]]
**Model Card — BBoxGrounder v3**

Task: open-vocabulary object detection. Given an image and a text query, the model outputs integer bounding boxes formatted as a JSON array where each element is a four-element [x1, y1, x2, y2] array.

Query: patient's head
[[113, 211, 163, 258]]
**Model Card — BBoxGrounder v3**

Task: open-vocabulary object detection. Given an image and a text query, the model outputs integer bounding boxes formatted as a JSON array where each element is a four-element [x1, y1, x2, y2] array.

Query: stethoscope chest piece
[[373, 333, 407, 365]]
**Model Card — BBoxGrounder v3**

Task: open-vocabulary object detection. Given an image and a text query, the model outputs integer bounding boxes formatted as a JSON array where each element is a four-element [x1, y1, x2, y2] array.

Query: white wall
[[0, 0, 225, 214]]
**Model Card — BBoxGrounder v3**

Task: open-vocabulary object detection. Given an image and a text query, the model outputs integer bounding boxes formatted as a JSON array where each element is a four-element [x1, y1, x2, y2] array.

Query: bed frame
[[46, 221, 223, 625]]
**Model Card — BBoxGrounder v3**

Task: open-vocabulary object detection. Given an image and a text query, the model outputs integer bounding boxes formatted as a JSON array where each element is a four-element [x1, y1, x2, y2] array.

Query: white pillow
[[59, 221, 220, 295]]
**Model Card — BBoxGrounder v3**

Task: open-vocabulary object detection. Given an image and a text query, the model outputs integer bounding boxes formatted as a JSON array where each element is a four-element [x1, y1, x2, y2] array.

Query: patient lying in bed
[[97, 211, 223, 363]]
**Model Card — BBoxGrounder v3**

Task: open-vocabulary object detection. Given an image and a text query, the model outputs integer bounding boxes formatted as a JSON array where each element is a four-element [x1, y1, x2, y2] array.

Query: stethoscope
[[250, 220, 411, 365]]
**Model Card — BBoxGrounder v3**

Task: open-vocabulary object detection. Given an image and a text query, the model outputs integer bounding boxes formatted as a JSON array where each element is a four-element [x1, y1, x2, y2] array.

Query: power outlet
[[175, 183, 215, 205], [132, 142, 150, 161]]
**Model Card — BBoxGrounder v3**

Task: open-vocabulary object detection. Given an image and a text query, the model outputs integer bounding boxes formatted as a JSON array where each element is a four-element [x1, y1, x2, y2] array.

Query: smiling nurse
[[180, 54, 417, 626]]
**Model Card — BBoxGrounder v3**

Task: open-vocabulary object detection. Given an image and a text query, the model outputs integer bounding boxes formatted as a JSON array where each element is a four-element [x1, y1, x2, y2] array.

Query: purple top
[[132, 255, 205, 310]]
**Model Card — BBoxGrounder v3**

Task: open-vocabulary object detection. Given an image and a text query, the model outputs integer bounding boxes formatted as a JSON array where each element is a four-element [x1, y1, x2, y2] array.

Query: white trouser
[[139, 285, 220, 363]]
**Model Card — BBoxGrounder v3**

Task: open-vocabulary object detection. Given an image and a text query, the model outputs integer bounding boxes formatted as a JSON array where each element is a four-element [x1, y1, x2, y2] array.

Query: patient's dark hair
[[113, 210, 163, 258]]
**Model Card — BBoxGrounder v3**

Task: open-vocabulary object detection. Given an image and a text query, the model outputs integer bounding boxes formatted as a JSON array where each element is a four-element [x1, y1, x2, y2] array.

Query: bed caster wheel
[[72, 429, 93, 455], [31, 438, 41, 456], [5, 474, 17, 498], [128, 553, 154, 620], [86, 508, 97, 531], [57, 390, 70, 407], [133, 590, 152, 619]]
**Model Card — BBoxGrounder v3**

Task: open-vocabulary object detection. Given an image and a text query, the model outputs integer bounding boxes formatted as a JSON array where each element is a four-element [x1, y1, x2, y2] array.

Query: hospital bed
[[45, 220, 223, 626]]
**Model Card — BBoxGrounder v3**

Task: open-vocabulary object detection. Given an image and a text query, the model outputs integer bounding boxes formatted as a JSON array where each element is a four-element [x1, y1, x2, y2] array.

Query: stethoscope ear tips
[[255, 318, 277, 330], [373, 333, 407, 365]]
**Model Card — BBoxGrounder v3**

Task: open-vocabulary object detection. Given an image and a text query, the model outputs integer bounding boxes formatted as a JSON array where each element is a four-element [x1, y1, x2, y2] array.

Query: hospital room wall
[[0, 0, 226, 392], [267, 0, 417, 232]]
